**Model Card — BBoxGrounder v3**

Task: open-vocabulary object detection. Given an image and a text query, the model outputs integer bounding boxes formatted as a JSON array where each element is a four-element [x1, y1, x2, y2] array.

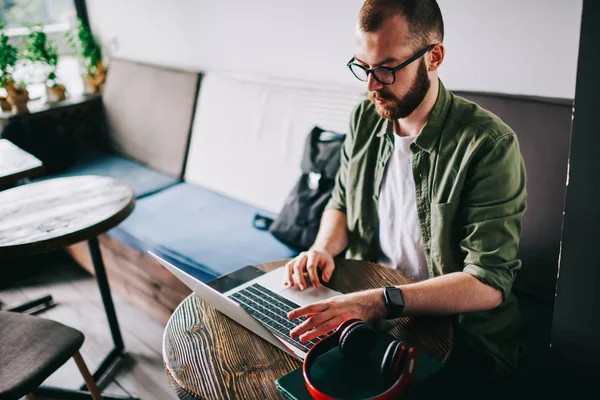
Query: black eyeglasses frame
[[347, 44, 436, 85]]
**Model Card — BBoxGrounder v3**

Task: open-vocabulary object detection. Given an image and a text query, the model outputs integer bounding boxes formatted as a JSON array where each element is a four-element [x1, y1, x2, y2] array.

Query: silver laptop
[[148, 251, 342, 360]]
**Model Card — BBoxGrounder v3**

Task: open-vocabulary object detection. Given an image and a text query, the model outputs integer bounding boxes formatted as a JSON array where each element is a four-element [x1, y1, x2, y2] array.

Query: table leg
[[6, 294, 56, 314], [81, 237, 125, 387], [89, 236, 124, 350], [36, 237, 139, 399]]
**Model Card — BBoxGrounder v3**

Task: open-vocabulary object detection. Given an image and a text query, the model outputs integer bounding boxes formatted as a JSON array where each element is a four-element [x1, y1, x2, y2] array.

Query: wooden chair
[[0, 311, 102, 400]]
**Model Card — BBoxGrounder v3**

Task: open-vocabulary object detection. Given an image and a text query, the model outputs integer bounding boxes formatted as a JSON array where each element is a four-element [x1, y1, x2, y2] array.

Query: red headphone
[[302, 319, 418, 400]]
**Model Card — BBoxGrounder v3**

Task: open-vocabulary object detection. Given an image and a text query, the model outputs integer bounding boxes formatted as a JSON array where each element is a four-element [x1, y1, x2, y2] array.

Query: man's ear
[[428, 43, 445, 72]]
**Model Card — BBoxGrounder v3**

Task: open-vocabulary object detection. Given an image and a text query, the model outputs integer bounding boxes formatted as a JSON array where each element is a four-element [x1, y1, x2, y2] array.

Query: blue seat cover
[[108, 182, 298, 282], [39, 148, 179, 199]]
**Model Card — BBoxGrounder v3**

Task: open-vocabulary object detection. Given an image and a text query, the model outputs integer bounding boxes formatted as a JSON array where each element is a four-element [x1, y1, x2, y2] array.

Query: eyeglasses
[[347, 44, 436, 85]]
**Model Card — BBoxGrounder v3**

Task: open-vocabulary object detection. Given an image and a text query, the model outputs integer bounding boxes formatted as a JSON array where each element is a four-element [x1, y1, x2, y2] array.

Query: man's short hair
[[359, 0, 444, 47]]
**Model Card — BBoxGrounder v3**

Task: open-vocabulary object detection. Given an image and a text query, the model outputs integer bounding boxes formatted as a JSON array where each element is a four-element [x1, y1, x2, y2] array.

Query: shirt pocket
[[430, 200, 463, 273]]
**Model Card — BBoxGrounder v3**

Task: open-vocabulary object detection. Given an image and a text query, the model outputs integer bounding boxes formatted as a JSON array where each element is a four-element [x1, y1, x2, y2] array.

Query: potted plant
[[0, 20, 28, 113], [23, 24, 66, 102], [66, 19, 106, 94]]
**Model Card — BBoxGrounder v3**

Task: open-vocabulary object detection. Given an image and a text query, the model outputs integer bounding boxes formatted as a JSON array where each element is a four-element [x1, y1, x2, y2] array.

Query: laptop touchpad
[[279, 285, 342, 307]]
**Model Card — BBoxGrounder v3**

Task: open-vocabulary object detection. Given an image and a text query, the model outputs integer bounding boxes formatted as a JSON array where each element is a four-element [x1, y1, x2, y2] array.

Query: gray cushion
[[456, 92, 572, 301], [38, 146, 179, 199], [103, 59, 199, 179], [107, 182, 298, 282], [0, 311, 84, 399]]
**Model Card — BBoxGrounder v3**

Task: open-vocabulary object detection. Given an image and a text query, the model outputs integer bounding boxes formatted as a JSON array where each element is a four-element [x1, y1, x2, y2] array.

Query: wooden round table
[[163, 259, 453, 400], [0, 175, 135, 396], [0, 175, 134, 257]]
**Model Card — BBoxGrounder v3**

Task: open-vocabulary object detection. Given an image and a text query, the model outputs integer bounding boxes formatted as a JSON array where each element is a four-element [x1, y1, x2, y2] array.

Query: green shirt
[[326, 80, 527, 377]]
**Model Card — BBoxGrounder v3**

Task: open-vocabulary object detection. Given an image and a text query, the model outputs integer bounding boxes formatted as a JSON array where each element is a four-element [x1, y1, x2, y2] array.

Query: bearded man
[[284, 0, 527, 392]]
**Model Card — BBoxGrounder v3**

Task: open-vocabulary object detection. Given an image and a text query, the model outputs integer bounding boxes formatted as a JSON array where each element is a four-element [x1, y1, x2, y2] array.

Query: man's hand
[[283, 248, 335, 290], [287, 289, 388, 342]]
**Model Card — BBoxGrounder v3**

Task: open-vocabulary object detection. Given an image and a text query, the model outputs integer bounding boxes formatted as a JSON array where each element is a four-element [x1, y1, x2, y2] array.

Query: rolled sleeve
[[460, 133, 527, 300]]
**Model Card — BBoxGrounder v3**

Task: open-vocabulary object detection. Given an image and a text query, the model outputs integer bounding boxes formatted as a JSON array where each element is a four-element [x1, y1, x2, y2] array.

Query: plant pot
[[84, 61, 108, 95], [84, 74, 101, 94], [46, 84, 67, 102], [5, 81, 30, 114], [0, 96, 11, 112]]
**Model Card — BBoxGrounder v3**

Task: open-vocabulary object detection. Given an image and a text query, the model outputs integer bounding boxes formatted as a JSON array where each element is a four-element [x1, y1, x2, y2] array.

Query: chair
[[0, 311, 101, 400]]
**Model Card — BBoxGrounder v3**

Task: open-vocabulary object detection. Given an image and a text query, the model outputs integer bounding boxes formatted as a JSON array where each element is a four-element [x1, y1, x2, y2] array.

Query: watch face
[[388, 288, 405, 307]]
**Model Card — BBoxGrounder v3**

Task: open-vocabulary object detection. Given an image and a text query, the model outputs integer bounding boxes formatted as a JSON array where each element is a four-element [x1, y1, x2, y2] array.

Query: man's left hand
[[287, 289, 388, 342]]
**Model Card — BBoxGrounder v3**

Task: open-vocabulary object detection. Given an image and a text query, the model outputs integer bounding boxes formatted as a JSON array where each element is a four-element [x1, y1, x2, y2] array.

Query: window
[[0, 0, 76, 30], [0, 0, 85, 97]]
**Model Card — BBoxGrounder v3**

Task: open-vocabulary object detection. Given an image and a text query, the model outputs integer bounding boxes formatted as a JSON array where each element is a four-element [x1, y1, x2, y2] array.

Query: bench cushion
[[108, 182, 298, 282], [102, 59, 199, 179], [456, 92, 572, 300], [184, 73, 364, 213], [39, 147, 178, 199]]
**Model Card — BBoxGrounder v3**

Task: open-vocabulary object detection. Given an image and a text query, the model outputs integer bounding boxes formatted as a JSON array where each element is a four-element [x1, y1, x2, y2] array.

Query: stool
[[0, 311, 101, 400]]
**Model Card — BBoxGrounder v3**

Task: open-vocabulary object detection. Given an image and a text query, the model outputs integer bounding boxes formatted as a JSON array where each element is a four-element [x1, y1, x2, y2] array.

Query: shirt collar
[[376, 79, 452, 153]]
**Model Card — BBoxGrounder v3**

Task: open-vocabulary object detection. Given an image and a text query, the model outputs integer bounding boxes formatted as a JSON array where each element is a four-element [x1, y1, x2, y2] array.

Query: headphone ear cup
[[380, 340, 402, 386], [339, 321, 376, 359]]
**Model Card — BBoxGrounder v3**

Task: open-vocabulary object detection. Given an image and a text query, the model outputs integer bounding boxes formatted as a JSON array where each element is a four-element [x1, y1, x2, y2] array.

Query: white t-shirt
[[377, 133, 429, 281]]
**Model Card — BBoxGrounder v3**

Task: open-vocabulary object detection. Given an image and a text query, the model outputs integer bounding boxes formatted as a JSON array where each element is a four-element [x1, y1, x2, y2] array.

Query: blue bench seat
[[107, 182, 298, 282], [39, 147, 179, 199]]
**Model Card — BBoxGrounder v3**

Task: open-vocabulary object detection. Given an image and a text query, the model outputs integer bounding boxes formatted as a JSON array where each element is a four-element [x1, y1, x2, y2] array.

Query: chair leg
[[73, 351, 103, 400]]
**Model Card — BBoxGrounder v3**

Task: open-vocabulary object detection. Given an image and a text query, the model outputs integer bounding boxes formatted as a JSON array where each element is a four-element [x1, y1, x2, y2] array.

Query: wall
[[86, 0, 582, 98]]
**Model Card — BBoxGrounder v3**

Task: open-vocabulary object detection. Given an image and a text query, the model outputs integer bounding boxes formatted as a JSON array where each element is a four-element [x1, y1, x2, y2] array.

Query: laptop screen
[[207, 265, 265, 293]]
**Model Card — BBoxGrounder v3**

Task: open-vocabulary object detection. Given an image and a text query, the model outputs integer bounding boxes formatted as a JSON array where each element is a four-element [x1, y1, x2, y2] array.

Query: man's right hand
[[283, 249, 335, 290]]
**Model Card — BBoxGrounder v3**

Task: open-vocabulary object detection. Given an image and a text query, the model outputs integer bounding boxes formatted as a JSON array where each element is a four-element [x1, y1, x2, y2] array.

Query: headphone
[[302, 319, 418, 400]]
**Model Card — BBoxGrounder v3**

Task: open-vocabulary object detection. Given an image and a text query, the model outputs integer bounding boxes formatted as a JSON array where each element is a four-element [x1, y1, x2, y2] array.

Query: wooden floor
[[0, 251, 179, 400]]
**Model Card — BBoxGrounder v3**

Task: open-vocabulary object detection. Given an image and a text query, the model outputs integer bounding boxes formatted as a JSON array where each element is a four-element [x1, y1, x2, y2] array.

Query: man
[[283, 0, 527, 386]]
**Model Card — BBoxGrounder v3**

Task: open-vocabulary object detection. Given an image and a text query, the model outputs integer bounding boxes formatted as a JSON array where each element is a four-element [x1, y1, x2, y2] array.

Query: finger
[[283, 259, 296, 287], [320, 258, 336, 283], [293, 255, 308, 290], [290, 311, 332, 338], [287, 301, 329, 320], [288, 253, 306, 287], [284, 261, 293, 286], [299, 316, 345, 342], [306, 253, 320, 288]]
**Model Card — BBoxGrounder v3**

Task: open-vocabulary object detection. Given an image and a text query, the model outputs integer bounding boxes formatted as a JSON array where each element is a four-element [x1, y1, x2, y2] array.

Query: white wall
[[87, 0, 582, 99], [441, 0, 582, 98]]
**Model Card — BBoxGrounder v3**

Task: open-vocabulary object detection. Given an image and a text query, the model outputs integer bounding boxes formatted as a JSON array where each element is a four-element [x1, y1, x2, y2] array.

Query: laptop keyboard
[[228, 283, 327, 353]]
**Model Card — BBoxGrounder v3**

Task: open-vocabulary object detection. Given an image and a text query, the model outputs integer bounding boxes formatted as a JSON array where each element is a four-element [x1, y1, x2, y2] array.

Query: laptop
[[148, 251, 343, 360]]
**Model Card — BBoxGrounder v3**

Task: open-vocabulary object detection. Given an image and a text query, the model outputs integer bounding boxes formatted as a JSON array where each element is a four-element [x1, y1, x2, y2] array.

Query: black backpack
[[254, 126, 346, 251]]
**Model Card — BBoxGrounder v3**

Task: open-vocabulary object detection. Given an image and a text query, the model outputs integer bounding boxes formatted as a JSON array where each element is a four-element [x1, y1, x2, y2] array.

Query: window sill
[[6, 23, 70, 38]]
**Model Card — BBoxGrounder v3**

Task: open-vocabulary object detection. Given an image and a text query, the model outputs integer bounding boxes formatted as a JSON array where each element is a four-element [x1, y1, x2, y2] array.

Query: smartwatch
[[383, 286, 405, 319]]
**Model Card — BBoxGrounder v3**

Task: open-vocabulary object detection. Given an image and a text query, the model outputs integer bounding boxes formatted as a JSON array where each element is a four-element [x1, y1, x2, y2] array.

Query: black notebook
[[276, 346, 444, 400]]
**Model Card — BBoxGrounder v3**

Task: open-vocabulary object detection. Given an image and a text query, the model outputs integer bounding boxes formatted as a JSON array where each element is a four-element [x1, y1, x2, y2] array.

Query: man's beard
[[368, 59, 430, 120]]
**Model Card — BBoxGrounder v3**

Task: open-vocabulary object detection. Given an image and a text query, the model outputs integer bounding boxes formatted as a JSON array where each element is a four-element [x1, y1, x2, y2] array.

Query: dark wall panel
[[551, 0, 600, 379]]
